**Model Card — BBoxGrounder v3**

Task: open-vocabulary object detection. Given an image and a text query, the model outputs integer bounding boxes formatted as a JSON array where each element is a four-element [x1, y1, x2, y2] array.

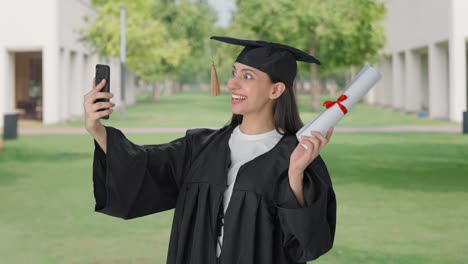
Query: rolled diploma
[[296, 64, 383, 141]]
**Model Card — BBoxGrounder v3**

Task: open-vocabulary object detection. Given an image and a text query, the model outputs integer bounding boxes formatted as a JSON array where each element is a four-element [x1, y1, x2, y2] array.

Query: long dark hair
[[229, 76, 304, 135]]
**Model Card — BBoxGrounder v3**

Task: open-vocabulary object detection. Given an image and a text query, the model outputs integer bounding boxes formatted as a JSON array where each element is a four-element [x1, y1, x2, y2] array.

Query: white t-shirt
[[216, 125, 283, 257]]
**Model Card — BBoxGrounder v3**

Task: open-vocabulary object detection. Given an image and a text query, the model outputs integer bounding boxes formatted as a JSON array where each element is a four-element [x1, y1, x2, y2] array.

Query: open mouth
[[231, 94, 247, 101]]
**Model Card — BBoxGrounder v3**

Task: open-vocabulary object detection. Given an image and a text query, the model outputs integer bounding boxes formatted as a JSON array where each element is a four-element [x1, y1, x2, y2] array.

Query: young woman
[[84, 36, 336, 264]]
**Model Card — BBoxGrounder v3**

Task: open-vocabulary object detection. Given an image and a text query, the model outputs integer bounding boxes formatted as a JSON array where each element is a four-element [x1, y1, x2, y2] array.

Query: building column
[[405, 50, 422, 112], [448, 37, 467, 122], [420, 51, 429, 113], [0, 49, 4, 127], [382, 56, 393, 107], [42, 0, 60, 125], [43, 45, 60, 124], [429, 43, 450, 119], [365, 66, 377, 104], [373, 60, 386, 105], [82, 54, 91, 100], [392, 52, 405, 110], [449, 0, 468, 122], [59, 48, 70, 122], [7, 52, 15, 113], [0, 48, 12, 127], [70, 52, 84, 117]]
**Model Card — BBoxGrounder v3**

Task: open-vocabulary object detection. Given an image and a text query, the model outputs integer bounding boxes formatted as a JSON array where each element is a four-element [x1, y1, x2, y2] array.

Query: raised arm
[[288, 128, 333, 206], [83, 78, 114, 153], [92, 126, 193, 219]]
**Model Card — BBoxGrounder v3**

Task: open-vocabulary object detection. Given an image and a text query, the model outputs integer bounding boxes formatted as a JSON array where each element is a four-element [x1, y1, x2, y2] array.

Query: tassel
[[211, 61, 220, 96]]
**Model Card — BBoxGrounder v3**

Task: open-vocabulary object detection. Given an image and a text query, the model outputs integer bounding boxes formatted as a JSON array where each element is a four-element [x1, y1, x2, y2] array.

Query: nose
[[227, 76, 240, 92]]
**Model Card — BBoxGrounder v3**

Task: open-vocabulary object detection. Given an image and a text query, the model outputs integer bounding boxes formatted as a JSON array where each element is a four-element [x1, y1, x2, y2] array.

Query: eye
[[231, 70, 236, 77], [244, 73, 253, 80]]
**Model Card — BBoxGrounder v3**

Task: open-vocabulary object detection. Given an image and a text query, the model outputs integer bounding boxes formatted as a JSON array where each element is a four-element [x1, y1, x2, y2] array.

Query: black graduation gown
[[92, 125, 336, 264]]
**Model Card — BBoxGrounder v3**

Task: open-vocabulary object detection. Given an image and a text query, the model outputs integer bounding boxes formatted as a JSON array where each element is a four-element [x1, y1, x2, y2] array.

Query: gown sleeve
[[93, 126, 192, 220], [275, 155, 336, 263]]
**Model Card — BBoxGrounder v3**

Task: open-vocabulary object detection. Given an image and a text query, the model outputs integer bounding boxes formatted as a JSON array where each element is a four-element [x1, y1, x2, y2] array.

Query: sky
[[207, 0, 236, 27]]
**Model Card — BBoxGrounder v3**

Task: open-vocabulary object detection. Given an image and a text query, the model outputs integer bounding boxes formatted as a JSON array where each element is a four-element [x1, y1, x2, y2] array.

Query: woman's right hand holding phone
[[83, 79, 114, 153]]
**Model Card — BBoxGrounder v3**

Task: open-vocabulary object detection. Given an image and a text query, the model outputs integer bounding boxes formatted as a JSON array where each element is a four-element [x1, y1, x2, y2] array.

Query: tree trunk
[[309, 41, 321, 112], [164, 79, 173, 96], [175, 81, 182, 93], [152, 83, 160, 101]]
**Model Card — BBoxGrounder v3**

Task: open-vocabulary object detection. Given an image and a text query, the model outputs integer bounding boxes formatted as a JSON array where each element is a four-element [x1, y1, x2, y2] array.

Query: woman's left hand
[[289, 128, 334, 178]]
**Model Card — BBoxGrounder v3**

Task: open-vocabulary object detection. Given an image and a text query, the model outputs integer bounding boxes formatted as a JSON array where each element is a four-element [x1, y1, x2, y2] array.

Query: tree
[[82, 0, 221, 98], [155, 0, 218, 85], [230, 0, 386, 110], [81, 0, 190, 100]]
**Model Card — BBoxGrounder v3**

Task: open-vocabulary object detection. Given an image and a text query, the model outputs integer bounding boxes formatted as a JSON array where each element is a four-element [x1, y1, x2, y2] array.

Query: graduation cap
[[210, 36, 320, 96]]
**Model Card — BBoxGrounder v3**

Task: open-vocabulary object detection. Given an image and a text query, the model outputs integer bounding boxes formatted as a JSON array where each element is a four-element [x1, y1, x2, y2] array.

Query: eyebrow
[[232, 65, 257, 76]]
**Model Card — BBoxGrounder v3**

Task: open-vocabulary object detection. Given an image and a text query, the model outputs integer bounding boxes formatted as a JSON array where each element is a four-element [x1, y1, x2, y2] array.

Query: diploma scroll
[[296, 64, 382, 141]]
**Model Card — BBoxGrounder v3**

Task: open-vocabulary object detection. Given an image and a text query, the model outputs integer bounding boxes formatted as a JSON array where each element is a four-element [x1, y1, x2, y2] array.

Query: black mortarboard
[[210, 36, 320, 95]]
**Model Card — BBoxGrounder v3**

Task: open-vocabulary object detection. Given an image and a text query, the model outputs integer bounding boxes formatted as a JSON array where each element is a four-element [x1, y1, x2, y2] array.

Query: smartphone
[[95, 64, 110, 119]]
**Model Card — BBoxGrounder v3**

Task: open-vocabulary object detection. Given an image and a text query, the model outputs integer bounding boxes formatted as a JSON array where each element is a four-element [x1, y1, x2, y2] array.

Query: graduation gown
[[92, 125, 336, 264]]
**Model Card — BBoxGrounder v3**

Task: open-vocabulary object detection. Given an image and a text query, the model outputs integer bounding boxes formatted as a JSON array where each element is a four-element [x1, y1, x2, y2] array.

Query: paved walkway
[[18, 125, 462, 135]]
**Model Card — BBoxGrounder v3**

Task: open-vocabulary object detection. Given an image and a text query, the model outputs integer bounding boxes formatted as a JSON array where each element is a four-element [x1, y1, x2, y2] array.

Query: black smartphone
[[95, 64, 110, 119]]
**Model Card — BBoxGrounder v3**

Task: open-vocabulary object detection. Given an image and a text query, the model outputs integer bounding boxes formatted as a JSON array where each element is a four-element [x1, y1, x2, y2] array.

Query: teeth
[[232, 94, 247, 100]]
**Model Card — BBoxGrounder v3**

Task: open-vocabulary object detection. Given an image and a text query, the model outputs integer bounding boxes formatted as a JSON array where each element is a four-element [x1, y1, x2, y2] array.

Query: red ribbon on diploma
[[323, 94, 348, 114]]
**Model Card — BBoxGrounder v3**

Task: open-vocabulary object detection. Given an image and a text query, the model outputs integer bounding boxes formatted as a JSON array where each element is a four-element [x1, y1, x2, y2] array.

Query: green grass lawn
[[1, 90, 467, 263], [1, 133, 467, 264], [55, 89, 457, 128]]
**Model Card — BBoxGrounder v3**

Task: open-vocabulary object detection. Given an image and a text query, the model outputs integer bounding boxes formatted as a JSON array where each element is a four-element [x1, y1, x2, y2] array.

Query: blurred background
[[0, 0, 467, 263]]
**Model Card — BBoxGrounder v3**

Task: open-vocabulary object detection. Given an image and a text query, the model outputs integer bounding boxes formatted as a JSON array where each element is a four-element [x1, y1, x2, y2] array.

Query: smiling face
[[228, 62, 285, 123]]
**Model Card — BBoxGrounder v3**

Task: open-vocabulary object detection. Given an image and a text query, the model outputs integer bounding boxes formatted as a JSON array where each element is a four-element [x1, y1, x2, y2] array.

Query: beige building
[[370, 0, 468, 123], [0, 0, 135, 127]]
